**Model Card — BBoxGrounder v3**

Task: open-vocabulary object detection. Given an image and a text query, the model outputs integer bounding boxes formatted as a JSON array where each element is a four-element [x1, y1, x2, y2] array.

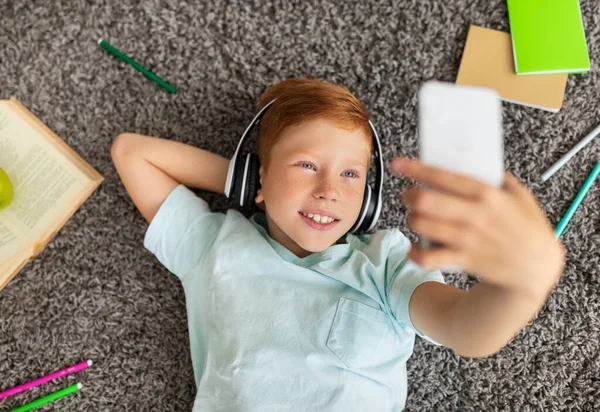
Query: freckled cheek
[[266, 171, 364, 203], [281, 174, 304, 190], [265, 172, 304, 200], [347, 185, 365, 199], [346, 185, 366, 211]]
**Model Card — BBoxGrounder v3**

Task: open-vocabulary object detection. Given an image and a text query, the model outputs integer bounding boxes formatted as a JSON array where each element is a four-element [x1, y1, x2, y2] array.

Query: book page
[[0, 248, 29, 290], [0, 104, 89, 262]]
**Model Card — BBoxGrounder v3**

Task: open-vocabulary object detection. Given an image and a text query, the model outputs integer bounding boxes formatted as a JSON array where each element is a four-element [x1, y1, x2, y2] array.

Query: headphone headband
[[224, 100, 277, 199], [225, 98, 384, 234]]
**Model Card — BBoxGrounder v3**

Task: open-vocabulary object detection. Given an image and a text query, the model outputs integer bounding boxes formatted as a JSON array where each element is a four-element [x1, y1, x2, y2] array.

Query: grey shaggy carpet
[[1, 0, 599, 410]]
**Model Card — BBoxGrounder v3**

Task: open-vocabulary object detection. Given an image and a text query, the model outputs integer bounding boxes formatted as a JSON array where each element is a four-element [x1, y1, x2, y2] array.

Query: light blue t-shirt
[[144, 185, 446, 411]]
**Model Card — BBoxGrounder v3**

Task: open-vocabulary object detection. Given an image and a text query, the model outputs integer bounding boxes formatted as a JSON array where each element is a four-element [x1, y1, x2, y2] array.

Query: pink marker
[[0, 359, 92, 400]]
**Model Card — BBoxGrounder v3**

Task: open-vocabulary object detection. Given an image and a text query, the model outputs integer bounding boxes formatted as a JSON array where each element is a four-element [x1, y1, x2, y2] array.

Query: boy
[[111, 78, 565, 411]]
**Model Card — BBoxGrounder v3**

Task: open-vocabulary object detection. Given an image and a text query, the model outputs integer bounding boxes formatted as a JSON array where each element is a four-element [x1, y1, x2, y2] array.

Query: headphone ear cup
[[232, 154, 247, 203], [350, 185, 377, 234], [361, 186, 377, 232], [242, 154, 260, 217]]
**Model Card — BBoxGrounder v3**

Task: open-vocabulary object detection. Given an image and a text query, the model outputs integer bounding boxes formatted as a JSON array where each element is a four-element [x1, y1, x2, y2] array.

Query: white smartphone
[[418, 81, 504, 253]]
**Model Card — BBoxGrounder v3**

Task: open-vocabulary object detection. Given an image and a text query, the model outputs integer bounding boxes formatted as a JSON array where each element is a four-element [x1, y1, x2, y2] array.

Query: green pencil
[[98, 38, 177, 94], [555, 162, 600, 239], [9, 382, 82, 412]]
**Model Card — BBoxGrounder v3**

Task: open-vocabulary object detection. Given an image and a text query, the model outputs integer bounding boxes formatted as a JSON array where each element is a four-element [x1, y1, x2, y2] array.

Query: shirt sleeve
[[143, 184, 225, 280], [385, 230, 447, 346]]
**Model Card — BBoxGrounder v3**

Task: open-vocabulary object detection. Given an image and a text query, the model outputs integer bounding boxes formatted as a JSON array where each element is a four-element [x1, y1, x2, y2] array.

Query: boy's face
[[255, 117, 371, 258]]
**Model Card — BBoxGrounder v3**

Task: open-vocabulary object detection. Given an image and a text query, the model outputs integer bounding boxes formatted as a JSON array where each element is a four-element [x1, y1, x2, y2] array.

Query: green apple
[[0, 167, 14, 210]]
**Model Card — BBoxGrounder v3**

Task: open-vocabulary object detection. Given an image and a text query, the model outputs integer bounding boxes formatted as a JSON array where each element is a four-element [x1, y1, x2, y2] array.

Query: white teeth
[[301, 212, 336, 224]]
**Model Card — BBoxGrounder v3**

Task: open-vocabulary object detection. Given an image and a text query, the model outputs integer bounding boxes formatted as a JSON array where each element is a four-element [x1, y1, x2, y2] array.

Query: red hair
[[256, 78, 373, 173]]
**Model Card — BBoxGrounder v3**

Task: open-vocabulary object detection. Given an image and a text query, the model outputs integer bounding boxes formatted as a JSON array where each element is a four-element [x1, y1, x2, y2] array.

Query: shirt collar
[[249, 212, 353, 267]]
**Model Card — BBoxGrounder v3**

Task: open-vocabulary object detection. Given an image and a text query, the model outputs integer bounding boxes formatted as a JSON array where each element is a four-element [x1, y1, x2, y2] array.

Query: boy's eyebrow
[[293, 150, 369, 169]]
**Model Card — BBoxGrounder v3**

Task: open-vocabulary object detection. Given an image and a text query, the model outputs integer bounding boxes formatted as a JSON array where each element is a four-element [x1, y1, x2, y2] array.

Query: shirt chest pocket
[[326, 297, 396, 370]]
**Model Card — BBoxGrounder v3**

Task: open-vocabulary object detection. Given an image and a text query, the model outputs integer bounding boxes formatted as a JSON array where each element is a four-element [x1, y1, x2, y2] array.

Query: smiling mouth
[[299, 211, 339, 224], [298, 212, 340, 231]]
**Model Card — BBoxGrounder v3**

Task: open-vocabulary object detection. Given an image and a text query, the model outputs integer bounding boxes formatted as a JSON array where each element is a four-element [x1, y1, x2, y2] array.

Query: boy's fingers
[[390, 157, 491, 198], [402, 187, 479, 225], [407, 212, 470, 248], [502, 172, 540, 211], [502, 172, 525, 196]]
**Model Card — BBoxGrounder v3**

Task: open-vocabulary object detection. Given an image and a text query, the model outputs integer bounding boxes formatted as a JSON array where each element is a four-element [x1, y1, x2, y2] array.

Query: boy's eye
[[298, 163, 360, 178], [300, 162, 315, 170]]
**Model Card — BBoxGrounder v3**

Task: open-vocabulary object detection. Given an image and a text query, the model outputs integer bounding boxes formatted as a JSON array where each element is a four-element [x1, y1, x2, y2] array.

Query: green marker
[[555, 162, 600, 239], [9, 382, 82, 412], [98, 38, 177, 94]]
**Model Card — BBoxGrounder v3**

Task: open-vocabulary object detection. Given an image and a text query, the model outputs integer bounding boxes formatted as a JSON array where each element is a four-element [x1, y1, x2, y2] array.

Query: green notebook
[[507, 0, 591, 74]]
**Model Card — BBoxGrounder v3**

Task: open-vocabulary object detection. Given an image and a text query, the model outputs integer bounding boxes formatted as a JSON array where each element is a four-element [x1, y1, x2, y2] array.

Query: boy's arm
[[389, 157, 564, 358], [111, 133, 230, 223], [409, 279, 554, 358]]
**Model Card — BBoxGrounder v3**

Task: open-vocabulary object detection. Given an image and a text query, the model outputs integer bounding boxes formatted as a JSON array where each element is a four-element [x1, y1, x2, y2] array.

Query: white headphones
[[224, 99, 385, 234]]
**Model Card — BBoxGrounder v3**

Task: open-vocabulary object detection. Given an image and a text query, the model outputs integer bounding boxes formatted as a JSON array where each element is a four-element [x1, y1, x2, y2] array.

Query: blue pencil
[[555, 162, 600, 238]]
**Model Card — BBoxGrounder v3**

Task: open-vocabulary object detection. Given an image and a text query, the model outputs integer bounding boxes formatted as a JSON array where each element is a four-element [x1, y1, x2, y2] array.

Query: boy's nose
[[313, 181, 339, 202]]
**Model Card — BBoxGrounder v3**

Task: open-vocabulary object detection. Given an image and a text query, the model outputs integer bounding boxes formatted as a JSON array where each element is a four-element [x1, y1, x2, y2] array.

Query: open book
[[0, 97, 103, 291]]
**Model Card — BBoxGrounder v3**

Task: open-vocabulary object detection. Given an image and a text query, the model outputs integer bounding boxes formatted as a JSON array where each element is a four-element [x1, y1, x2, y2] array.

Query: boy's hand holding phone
[[389, 157, 565, 301], [390, 81, 565, 300]]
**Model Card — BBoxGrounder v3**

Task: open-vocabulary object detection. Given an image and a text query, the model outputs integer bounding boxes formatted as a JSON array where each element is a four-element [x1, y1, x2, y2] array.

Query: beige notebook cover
[[0, 97, 103, 291], [456, 25, 568, 112]]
